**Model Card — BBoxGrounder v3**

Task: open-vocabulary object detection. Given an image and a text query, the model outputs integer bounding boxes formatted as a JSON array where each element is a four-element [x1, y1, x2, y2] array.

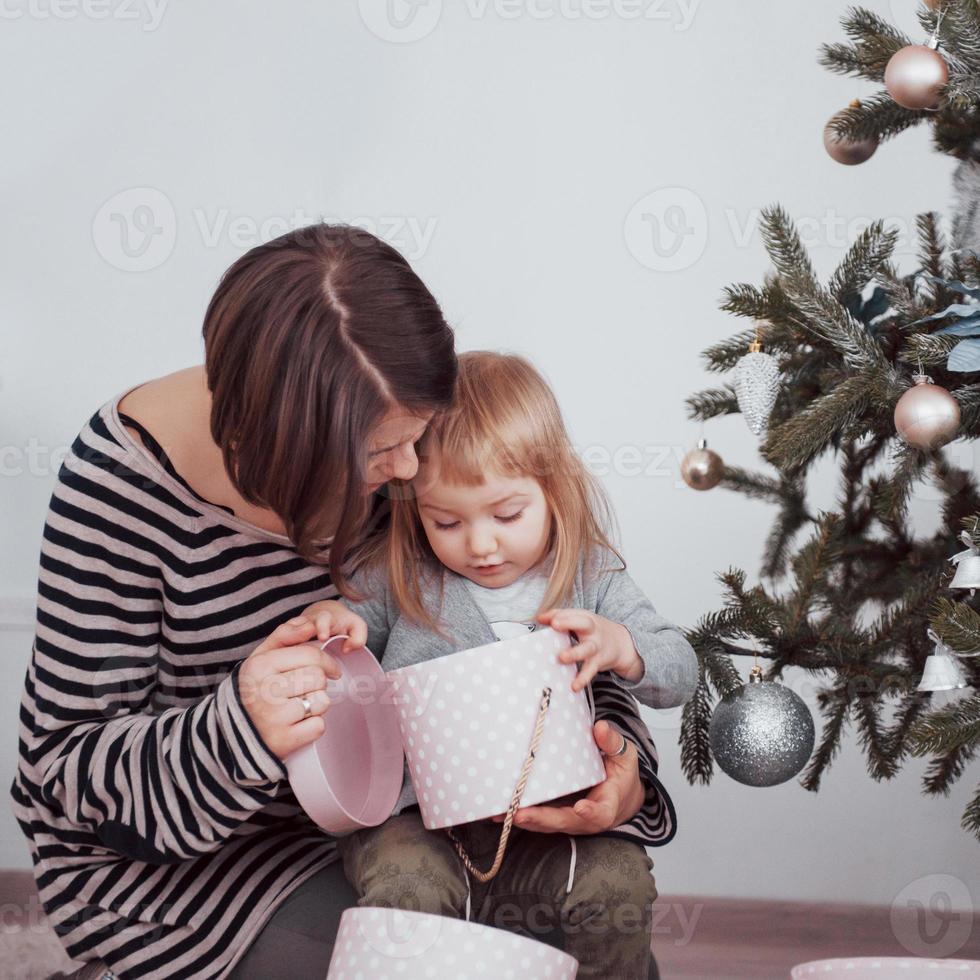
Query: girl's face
[[416, 469, 552, 589]]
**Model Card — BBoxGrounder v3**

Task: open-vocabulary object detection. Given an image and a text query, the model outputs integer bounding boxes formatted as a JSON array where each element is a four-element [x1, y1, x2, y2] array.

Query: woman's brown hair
[[202, 223, 456, 597], [383, 350, 624, 634]]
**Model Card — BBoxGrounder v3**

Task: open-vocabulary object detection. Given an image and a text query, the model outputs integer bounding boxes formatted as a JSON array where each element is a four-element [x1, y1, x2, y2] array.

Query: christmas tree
[[680, 0, 980, 841]]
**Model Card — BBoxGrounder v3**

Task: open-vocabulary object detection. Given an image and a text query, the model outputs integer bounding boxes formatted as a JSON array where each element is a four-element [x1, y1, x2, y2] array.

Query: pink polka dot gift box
[[791, 959, 980, 978], [387, 626, 606, 830], [327, 906, 579, 979], [285, 636, 405, 834]]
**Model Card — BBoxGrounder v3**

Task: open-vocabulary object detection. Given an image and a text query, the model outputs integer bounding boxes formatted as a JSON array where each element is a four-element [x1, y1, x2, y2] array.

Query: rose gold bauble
[[884, 44, 948, 110], [823, 122, 878, 165], [894, 374, 960, 449], [681, 438, 724, 491]]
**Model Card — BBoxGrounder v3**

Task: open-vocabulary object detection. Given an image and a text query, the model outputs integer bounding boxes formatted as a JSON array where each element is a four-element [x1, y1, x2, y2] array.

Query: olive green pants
[[336, 810, 657, 980]]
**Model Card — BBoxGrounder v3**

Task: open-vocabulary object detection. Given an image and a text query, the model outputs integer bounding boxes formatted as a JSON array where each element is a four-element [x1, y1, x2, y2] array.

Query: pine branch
[[829, 221, 899, 302], [687, 604, 755, 647], [819, 8, 912, 82], [873, 443, 934, 526], [779, 280, 888, 371], [954, 384, 980, 431], [800, 691, 850, 791], [961, 513, 980, 544], [899, 332, 962, 366], [785, 514, 844, 631], [854, 694, 901, 780], [917, 212, 947, 282], [703, 648, 742, 698], [720, 281, 799, 329], [908, 692, 980, 756], [700, 328, 758, 373], [762, 374, 871, 473], [866, 573, 943, 654], [931, 597, 980, 651], [922, 741, 977, 796], [718, 465, 784, 504], [825, 92, 924, 144], [930, 0, 980, 75], [935, 459, 980, 534], [933, 106, 980, 159], [685, 384, 740, 422], [878, 263, 929, 324], [717, 568, 781, 641], [882, 691, 933, 766], [680, 670, 713, 784], [760, 205, 819, 291]]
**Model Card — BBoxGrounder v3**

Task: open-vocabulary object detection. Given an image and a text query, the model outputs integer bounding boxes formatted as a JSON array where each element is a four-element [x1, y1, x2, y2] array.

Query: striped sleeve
[[590, 674, 677, 847], [25, 440, 289, 865]]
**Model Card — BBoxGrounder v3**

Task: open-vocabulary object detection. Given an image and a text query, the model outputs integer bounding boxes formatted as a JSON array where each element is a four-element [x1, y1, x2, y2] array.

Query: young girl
[[299, 351, 698, 979]]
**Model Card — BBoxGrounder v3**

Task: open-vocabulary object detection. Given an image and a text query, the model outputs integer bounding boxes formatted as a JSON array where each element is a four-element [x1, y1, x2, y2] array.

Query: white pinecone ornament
[[734, 330, 780, 435]]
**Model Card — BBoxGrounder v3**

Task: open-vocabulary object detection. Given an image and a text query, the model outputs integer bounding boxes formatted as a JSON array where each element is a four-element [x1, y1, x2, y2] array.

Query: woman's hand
[[536, 608, 643, 692], [297, 600, 368, 653], [493, 720, 646, 834], [237, 618, 343, 761]]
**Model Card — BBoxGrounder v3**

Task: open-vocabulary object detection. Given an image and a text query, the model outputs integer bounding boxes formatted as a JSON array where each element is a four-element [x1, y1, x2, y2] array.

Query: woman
[[13, 224, 668, 979]]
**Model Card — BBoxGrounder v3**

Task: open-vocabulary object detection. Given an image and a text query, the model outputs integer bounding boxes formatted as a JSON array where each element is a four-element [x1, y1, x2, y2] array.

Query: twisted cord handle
[[446, 686, 552, 883]]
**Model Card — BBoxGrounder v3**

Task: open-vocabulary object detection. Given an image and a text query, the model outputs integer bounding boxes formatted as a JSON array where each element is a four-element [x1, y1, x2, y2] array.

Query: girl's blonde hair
[[380, 350, 624, 633]]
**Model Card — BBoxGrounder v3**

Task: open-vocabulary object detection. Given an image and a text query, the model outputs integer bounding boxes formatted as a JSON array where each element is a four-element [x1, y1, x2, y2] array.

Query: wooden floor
[[652, 893, 980, 979], [1, 870, 978, 979]]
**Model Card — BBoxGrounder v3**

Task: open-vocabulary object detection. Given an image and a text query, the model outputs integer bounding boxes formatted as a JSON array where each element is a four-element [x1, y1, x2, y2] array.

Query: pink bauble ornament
[[894, 374, 960, 449], [681, 438, 724, 491], [824, 124, 878, 165], [884, 43, 948, 110], [824, 103, 878, 165]]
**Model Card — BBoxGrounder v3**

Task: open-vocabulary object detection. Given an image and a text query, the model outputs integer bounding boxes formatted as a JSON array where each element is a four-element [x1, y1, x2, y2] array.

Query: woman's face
[[364, 408, 433, 491], [415, 466, 553, 589]]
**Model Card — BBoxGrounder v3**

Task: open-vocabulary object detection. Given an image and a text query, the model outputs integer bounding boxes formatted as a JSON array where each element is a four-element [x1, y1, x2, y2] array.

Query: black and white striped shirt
[[9, 389, 676, 979]]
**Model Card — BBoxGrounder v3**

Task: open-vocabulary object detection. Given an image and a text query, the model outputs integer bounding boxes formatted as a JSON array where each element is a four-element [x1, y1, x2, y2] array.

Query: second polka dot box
[[327, 904, 578, 979], [387, 626, 606, 829]]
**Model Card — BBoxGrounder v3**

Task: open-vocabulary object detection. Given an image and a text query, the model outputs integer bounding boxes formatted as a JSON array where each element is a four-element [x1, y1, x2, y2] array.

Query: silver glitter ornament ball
[[734, 345, 780, 436], [709, 670, 815, 787]]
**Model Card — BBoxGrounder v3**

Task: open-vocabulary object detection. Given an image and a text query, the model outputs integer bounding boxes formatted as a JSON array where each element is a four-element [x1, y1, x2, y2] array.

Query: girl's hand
[[536, 608, 643, 692], [297, 600, 369, 654], [493, 720, 644, 834]]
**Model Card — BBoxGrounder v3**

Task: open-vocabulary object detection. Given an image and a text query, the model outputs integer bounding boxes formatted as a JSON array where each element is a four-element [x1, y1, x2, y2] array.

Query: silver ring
[[300, 695, 312, 719], [612, 734, 629, 757]]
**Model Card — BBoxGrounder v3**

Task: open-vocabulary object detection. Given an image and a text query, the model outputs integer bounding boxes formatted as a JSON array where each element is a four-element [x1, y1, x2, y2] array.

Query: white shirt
[[462, 568, 550, 640]]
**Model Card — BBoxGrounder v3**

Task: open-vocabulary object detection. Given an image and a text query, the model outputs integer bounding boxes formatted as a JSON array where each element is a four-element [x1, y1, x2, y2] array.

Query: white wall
[[2, 0, 977, 919]]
